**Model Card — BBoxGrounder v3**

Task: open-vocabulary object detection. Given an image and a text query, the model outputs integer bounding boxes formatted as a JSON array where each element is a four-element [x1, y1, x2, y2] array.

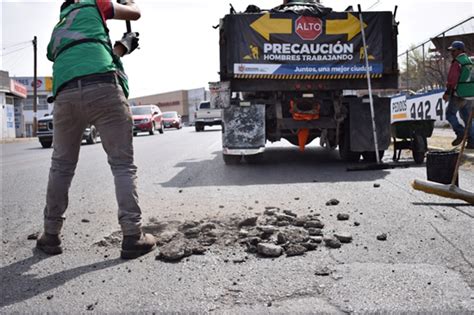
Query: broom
[[412, 108, 474, 204]]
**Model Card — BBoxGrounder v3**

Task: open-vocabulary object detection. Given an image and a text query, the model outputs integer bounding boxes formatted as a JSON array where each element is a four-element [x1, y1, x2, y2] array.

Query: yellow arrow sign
[[250, 13, 293, 41], [326, 13, 367, 41]]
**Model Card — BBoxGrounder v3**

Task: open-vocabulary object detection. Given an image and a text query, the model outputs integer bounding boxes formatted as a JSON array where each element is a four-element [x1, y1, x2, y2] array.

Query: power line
[[368, 0, 381, 10], [3, 46, 30, 71], [2, 40, 32, 51], [1, 45, 31, 57]]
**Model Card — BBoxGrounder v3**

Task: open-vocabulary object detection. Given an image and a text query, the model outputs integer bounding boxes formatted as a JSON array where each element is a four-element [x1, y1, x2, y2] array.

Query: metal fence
[[398, 16, 474, 94]]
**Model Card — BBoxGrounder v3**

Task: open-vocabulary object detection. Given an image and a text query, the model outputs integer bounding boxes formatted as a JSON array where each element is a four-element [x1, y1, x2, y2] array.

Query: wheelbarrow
[[391, 119, 435, 164]]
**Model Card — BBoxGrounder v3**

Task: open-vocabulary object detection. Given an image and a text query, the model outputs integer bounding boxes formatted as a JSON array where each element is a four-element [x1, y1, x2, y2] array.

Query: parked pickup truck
[[37, 114, 98, 148], [194, 101, 222, 132]]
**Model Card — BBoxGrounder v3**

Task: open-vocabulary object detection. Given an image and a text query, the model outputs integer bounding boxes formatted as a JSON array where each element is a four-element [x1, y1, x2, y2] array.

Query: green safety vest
[[455, 54, 474, 98], [47, 0, 129, 98]]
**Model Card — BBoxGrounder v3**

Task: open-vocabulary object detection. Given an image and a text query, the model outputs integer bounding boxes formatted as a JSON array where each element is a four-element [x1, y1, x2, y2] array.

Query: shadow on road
[[161, 146, 391, 188], [0, 250, 124, 308]]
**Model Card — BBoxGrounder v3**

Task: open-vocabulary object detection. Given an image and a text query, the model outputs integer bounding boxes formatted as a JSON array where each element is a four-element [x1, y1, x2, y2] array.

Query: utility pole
[[33, 36, 38, 137]]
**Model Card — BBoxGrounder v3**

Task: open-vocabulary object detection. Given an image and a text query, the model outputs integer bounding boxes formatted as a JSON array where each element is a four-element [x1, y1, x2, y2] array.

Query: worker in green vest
[[37, 0, 157, 259], [443, 41, 474, 149]]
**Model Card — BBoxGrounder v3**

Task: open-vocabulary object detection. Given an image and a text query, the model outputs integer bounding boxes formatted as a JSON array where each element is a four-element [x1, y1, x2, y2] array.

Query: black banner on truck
[[225, 11, 394, 78]]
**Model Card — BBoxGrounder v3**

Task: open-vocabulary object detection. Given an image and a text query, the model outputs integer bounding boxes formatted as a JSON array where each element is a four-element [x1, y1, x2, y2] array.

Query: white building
[[0, 71, 27, 140]]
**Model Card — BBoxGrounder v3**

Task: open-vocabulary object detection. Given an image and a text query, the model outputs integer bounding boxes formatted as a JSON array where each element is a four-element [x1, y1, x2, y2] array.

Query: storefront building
[[0, 71, 27, 140], [13, 76, 54, 137]]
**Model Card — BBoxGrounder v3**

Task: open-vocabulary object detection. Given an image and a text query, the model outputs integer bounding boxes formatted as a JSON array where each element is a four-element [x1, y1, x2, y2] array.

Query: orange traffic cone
[[298, 128, 309, 152]]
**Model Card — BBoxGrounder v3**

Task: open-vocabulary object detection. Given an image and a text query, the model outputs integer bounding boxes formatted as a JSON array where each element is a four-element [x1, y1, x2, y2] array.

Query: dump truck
[[214, 0, 399, 164]]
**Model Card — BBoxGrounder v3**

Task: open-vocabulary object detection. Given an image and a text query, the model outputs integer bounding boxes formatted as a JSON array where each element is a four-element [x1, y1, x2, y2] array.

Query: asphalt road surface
[[1, 126, 473, 314]]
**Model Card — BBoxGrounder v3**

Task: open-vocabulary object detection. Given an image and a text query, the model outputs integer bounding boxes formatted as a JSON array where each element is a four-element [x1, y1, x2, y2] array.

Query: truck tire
[[339, 131, 361, 162], [86, 126, 98, 144], [159, 123, 164, 134], [223, 154, 241, 165], [195, 123, 204, 132], [362, 151, 385, 163], [40, 140, 52, 149], [149, 122, 156, 135]]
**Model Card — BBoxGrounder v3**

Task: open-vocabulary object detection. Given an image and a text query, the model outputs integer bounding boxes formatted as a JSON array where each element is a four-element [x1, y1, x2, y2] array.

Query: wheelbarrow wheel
[[412, 135, 427, 164]]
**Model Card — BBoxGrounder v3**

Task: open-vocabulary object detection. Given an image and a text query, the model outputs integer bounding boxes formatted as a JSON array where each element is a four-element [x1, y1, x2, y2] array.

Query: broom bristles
[[412, 179, 474, 204]]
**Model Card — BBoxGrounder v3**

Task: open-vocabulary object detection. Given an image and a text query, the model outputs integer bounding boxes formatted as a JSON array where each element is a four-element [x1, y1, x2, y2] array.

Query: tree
[[399, 45, 449, 93]]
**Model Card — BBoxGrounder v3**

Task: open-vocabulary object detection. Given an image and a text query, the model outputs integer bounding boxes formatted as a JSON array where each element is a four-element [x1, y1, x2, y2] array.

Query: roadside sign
[[295, 16, 322, 41]]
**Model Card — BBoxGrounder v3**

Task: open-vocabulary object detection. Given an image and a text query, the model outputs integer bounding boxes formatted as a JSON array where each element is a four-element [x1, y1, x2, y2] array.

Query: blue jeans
[[446, 96, 474, 143]]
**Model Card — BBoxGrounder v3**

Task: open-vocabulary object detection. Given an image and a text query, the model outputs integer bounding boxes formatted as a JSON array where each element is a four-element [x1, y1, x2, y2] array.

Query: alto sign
[[295, 16, 323, 41]]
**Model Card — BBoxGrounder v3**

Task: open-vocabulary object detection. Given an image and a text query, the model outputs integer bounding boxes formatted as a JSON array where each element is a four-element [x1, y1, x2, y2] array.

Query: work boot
[[121, 233, 156, 259], [36, 233, 62, 255], [451, 136, 463, 146]]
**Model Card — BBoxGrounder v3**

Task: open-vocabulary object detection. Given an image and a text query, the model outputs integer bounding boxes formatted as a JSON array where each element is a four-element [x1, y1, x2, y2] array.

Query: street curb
[[1, 138, 36, 144]]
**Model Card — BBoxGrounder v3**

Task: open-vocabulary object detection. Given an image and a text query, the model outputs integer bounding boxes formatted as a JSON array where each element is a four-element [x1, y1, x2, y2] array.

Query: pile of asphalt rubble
[[95, 199, 356, 263]]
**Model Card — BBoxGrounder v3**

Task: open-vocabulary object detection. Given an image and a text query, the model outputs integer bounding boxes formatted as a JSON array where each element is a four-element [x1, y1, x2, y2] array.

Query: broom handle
[[451, 105, 473, 186], [358, 5, 380, 164]]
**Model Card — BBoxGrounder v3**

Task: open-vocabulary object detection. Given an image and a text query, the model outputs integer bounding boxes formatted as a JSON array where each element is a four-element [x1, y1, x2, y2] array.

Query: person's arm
[[113, 0, 141, 21], [443, 62, 461, 101]]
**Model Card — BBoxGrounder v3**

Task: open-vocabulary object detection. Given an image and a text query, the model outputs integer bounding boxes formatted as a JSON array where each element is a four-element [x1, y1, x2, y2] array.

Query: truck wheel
[[159, 123, 164, 134], [223, 154, 241, 165], [195, 123, 204, 132], [362, 151, 385, 162], [149, 122, 156, 135], [40, 140, 52, 148], [86, 126, 98, 144], [339, 132, 361, 162], [412, 135, 427, 164], [245, 153, 264, 164]]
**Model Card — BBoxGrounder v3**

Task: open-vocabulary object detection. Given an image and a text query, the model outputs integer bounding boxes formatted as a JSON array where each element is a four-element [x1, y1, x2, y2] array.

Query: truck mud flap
[[222, 104, 266, 152], [349, 97, 391, 152]]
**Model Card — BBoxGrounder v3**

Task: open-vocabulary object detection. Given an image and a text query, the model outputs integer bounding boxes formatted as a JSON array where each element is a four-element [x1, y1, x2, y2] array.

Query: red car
[[162, 111, 183, 129], [131, 105, 164, 136]]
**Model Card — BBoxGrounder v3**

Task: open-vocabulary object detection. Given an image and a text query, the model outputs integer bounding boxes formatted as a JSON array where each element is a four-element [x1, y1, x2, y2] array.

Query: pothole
[[94, 205, 355, 262]]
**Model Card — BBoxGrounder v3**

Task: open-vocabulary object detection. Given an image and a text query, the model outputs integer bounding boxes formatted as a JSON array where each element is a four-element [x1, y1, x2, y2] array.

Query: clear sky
[[1, 0, 473, 98]]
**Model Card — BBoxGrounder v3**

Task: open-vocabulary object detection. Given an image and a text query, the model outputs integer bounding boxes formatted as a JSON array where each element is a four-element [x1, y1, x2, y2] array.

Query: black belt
[[48, 72, 118, 104], [62, 72, 117, 91]]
